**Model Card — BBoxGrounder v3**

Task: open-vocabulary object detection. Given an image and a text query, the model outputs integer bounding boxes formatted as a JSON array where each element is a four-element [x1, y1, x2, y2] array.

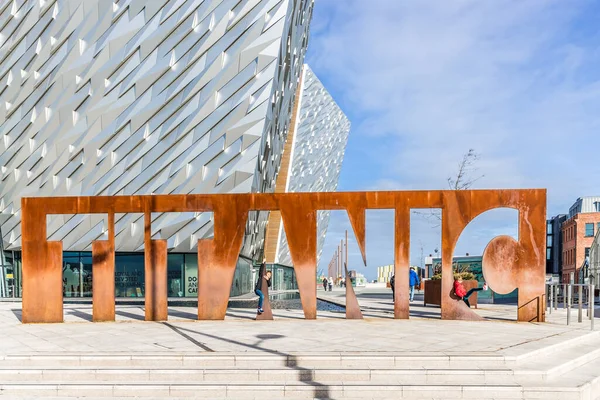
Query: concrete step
[[0, 382, 531, 399], [0, 367, 516, 385], [0, 367, 595, 399], [1, 330, 599, 400], [516, 332, 600, 378], [0, 382, 593, 400], [0, 353, 511, 369], [508, 330, 600, 362], [519, 356, 600, 399]]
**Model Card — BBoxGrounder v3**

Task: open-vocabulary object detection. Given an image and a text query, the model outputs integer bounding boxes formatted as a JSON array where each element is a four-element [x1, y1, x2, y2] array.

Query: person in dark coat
[[390, 275, 395, 300], [255, 263, 272, 314], [322, 277, 328, 291]]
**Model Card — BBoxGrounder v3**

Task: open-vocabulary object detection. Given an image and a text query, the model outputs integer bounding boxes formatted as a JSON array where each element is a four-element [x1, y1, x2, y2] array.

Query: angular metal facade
[[0, 0, 313, 258], [275, 65, 350, 266]]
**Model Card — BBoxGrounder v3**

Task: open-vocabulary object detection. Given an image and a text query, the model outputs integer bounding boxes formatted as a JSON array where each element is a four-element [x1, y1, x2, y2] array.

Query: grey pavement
[[0, 289, 596, 356]]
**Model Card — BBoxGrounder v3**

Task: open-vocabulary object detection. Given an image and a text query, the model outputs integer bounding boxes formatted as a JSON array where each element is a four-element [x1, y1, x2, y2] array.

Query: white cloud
[[309, 0, 600, 278]]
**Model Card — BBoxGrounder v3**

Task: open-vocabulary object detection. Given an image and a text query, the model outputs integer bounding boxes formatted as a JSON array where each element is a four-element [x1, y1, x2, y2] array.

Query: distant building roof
[[569, 197, 600, 218]]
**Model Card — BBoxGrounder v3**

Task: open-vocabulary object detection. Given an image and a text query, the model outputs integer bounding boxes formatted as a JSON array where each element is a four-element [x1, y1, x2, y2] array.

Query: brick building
[[561, 197, 600, 283]]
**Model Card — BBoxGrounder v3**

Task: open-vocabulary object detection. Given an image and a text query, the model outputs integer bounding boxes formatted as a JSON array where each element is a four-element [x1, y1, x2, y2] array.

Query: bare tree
[[446, 149, 484, 190], [413, 149, 484, 225]]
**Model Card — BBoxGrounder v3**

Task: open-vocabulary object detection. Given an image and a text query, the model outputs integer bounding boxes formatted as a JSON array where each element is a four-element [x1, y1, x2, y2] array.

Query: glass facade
[[1, 251, 20, 297], [250, 263, 299, 293], [63, 252, 93, 298], [6, 252, 278, 299], [114, 253, 145, 298], [231, 257, 253, 297], [268, 263, 299, 291]]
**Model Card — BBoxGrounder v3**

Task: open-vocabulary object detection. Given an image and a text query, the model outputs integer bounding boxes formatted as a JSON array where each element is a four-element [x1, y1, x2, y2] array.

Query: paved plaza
[[0, 300, 593, 355], [1, 287, 600, 399]]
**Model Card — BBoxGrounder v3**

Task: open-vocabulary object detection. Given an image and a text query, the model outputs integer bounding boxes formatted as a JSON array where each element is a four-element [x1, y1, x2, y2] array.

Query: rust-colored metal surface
[[344, 263, 363, 319], [92, 213, 115, 322], [20, 189, 546, 324], [92, 241, 114, 322], [279, 195, 318, 319], [198, 198, 249, 320], [394, 203, 410, 319], [21, 196, 63, 323], [145, 239, 168, 322], [343, 229, 362, 319]]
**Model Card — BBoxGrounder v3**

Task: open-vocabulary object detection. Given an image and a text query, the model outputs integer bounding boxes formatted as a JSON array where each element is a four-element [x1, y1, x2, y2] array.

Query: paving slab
[[0, 299, 596, 358]]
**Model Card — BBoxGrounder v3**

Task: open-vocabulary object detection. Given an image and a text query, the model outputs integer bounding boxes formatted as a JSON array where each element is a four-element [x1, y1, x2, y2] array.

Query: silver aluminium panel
[[0, 0, 313, 256]]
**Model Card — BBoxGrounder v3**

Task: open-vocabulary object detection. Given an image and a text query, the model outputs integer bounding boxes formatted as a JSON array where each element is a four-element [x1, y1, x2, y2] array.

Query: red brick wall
[[561, 212, 600, 282]]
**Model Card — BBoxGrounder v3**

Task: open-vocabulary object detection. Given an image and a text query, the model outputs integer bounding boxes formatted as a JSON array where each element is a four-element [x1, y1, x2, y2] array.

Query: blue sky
[[305, 0, 600, 279]]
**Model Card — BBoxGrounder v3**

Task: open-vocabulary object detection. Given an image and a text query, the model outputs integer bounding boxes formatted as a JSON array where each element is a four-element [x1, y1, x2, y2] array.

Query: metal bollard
[[563, 284, 567, 310], [567, 284, 572, 325], [587, 286, 590, 318], [592, 285, 595, 331], [555, 285, 558, 310], [549, 285, 553, 314], [588, 285, 594, 320], [578, 285, 583, 323]]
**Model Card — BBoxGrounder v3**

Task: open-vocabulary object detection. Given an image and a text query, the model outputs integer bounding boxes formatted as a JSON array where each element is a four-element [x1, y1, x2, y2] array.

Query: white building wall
[[275, 65, 350, 266], [0, 0, 313, 257]]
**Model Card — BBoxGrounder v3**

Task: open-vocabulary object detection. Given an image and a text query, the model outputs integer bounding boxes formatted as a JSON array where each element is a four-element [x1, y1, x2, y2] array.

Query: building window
[[547, 236, 553, 246], [547, 223, 552, 235], [585, 247, 590, 258], [585, 223, 594, 237], [570, 249, 572, 264], [547, 248, 551, 260]]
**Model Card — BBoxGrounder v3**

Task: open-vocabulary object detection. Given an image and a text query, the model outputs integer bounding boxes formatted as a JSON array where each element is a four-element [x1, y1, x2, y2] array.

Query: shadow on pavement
[[10, 308, 22, 322], [162, 322, 214, 352], [66, 308, 93, 322], [169, 309, 198, 320], [115, 308, 145, 321]]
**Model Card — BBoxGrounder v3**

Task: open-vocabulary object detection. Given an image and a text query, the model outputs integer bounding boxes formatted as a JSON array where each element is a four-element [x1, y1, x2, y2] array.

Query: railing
[[546, 282, 596, 330]]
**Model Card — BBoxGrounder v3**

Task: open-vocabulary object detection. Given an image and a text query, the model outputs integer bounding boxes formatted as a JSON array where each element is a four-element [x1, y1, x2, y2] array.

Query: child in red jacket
[[453, 276, 488, 308]]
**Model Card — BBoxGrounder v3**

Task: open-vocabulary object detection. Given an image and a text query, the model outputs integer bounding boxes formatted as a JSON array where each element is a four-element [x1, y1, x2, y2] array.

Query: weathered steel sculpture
[[20, 190, 546, 324]]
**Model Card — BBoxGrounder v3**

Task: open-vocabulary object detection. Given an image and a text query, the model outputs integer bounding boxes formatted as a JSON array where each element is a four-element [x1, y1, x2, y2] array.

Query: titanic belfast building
[[0, 0, 349, 299]]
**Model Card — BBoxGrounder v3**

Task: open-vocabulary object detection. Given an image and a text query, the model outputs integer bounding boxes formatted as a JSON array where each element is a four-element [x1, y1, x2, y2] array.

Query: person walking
[[322, 277, 328, 291], [409, 267, 420, 302], [390, 275, 395, 300], [453, 275, 488, 308], [328, 276, 333, 291], [255, 262, 272, 314]]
